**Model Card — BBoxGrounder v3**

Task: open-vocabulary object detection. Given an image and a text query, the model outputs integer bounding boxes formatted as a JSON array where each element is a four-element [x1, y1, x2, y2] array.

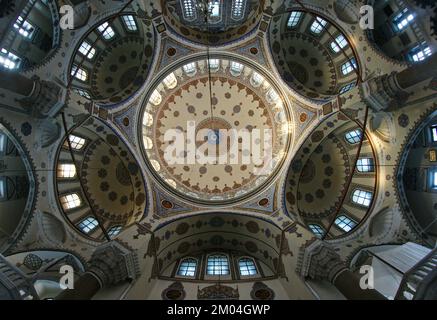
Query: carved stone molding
[[361, 73, 408, 112], [299, 241, 346, 283], [88, 241, 140, 287]]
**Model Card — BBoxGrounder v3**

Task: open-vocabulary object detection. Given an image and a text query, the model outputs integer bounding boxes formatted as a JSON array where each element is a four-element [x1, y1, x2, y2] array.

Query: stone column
[[0, 70, 34, 96], [397, 53, 437, 89], [56, 242, 140, 300], [362, 54, 437, 111], [301, 241, 386, 300], [0, 70, 63, 116]]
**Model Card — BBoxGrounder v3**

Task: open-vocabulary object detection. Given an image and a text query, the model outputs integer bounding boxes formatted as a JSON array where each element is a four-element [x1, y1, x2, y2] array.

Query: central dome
[[140, 57, 291, 204]]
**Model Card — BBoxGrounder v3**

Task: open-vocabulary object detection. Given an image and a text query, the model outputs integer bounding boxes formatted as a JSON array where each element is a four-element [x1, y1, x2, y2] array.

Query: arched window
[[251, 72, 264, 87], [330, 34, 348, 53], [163, 73, 178, 89], [181, 0, 197, 21], [230, 61, 243, 75], [339, 82, 355, 94], [77, 216, 99, 234], [108, 225, 122, 238], [341, 58, 357, 75], [0, 48, 21, 70], [345, 129, 362, 144], [97, 22, 115, 40], [78, 41, 96, 59], [231, 0, 245, 20], [14, 16, 35, 39], [60, 193, 81, 210], [71, 65, 88, 81], [208, 59, 220, 71], [122, 15, 138, 31], [287, 11, 303, 28], [352, 189, 372, 207], [357, 158, 374, 172], [177, 258, 197, 277], [308, 224, 325, 238], [207, 254, 229, 275], [393, 8, 414, 31], [149, 90, 162, 106], [238, 257, 257, 276], [409, 43, 432, 62], [183, 62, 197, 75], [57, 164, 76, 178], [335, 215, 357, 232], [310, 17, 327, 34], [65, 134, 86, 150]]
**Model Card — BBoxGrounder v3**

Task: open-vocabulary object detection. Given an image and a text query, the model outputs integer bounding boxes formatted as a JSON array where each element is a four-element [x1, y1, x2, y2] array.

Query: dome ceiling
[[69, 14, 155, 105], [269, 10, 360, 101], [140, 56, 290, 204], [284, 114, 377, 239], [0, 124, 35, 253], [55, 118, 147, 241], [162, 0, 263, 45]]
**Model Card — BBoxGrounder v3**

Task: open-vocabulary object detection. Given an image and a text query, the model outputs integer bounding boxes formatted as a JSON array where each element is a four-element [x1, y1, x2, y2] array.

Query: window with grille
[[65, 134, 86, 150], [78, 216, 99, 234], [239, 258, 257, 276], [341, 58, 357, 75], [231, 0, 245, 20], [310, 17, 327, 34], [122, 15, 137, 31], [14, 16, 35, 39], [97, 22, 115, 40], [339, 82, 355, 94], [410, 44, 432, 62], [357, 158, 375, 172], [331, 34, 348, 53], [60, 193, 81, 210], [230, 61, 243, 75], [308, 224, 325, 238], [352, 189, 372, 207], [287, 11, 303, 28], [206, 254, 230, 275], [163, 73, 178, 89], [393, 8, 414, 31], [78, 41, 96, 59], [181, 0, 197, 21], [71, 65, 88, 81], [149, 90, 162, 106], [335, 215, 357, 232], [209, 0, 221, 18], [178, 258, 197, 277], [183, 62, 196, 75], [345, 129, 362, 144], [0, 48, 21, 70], [108, 225, 123, 238], [58, 164, 77, 178], [251, 72, 264, 87]]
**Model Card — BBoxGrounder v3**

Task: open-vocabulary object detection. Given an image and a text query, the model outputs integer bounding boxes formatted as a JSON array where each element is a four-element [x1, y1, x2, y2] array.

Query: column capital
[[300, 241, 346, 283], [18, 77, 63, 117], [88, 241, 141, 287], [361, 72, 408, 112]]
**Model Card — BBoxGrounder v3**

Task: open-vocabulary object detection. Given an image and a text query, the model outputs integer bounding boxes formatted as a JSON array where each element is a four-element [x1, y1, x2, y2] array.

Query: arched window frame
[[351, 189, 373, 207], [205, 253, 230, 277], [176, 257, 198, 278], [238, 256, 258, 277]]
